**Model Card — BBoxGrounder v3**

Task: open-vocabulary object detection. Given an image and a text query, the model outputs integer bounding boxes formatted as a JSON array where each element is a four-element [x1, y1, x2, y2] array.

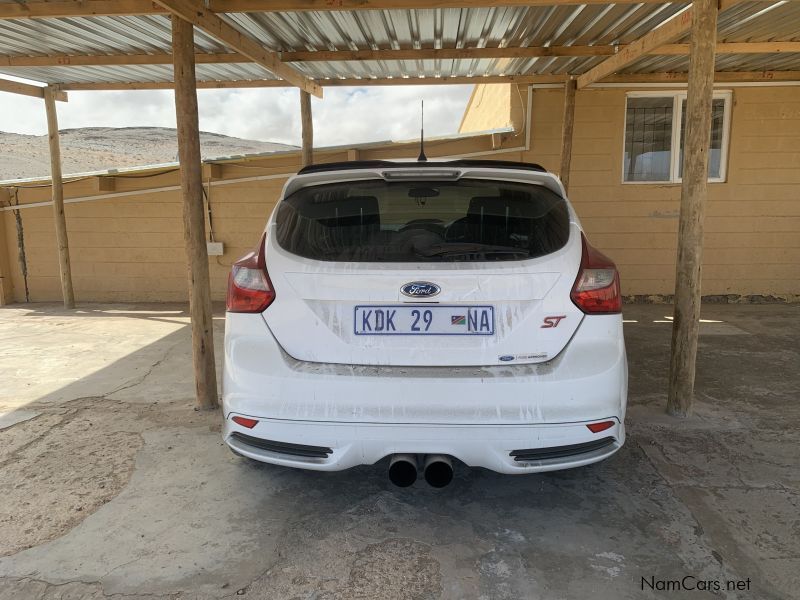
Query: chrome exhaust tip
[[388, 454, 418, 487], [423, 454, 454, 488]]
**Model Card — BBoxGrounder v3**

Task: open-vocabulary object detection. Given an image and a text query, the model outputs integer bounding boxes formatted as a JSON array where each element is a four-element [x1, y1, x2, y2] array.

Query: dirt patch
[[0, 577, 167, 600], [338, 539, 441, 600], [0, 398, 144, 556]]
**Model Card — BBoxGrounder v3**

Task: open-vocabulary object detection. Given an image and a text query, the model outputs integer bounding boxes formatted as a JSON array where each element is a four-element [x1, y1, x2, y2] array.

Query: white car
[[222, 160, 627, 487]]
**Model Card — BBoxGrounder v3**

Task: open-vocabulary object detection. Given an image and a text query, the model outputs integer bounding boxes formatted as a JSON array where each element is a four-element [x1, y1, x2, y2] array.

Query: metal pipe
[[423, 454, 454, 488], [388, 454, 418, 487]]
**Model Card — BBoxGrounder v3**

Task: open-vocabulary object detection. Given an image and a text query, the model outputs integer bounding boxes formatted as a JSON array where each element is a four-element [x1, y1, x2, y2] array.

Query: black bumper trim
[[230, 432, 333, 459], [510, 436, 616, 462]]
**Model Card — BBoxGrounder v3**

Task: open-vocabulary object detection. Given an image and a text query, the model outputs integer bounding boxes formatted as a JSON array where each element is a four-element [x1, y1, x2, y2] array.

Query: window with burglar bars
[[623, 92, 732, 183]]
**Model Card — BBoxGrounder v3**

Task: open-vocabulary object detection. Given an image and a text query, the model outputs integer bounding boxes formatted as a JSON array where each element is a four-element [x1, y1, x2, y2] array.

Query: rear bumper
[[224, 418, 624, 474], [222, 312, 627, 474]]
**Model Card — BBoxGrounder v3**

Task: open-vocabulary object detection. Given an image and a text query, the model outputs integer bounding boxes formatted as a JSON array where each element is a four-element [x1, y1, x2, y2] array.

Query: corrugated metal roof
[[0, 2, 797, 86]]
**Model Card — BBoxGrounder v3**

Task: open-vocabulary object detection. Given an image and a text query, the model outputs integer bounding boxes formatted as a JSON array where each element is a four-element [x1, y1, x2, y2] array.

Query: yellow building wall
[[0, 133, 504, 304], [521, 85, 800, 299], [459, 83, 528, 136], [0, 85, 798, 305]]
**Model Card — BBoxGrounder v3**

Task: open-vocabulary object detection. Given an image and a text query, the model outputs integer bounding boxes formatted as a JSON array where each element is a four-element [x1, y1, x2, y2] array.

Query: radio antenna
[[417, 99, 427, 162]]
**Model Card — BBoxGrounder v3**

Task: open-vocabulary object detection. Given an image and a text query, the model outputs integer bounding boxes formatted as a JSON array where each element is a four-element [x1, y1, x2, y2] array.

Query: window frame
[[622, 90, 733, 185]]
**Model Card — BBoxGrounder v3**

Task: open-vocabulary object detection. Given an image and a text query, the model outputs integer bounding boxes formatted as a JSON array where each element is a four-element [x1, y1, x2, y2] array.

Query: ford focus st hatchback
[[223, 160, 627, 487]]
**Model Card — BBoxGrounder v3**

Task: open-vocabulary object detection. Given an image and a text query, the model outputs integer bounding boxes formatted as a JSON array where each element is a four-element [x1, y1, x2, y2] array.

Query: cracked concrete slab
[[0, 303, 797, 599]]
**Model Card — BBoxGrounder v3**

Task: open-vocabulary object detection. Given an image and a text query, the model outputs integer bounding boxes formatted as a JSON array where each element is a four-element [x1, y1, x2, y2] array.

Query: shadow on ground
[[0, 303, 797, 600]]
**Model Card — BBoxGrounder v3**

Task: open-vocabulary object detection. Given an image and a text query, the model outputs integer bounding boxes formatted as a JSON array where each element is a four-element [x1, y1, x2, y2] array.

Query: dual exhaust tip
[[388, 454, 453, 488]]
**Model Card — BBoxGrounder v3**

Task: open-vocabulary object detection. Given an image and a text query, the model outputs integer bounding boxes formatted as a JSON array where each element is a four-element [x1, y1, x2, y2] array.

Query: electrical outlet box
[[206, 242, 224, 256]]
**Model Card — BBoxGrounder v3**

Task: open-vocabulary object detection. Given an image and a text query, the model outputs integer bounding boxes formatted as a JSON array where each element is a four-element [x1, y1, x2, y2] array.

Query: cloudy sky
[[0, 84, 474, 147]]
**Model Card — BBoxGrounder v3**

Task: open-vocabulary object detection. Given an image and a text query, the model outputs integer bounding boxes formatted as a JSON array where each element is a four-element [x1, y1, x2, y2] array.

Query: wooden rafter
[[602, 70, 800, 83], [0, 77, 68, 101], [4, 41, 799, 69], [152, 0, 322, 97], [0, 0, 681, 20], [55, 70, 800, 92], [59, 75, 565, 91], [576, 0, 745, 89]]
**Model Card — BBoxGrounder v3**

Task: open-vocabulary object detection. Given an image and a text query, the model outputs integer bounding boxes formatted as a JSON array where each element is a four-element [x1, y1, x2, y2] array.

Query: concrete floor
[[0, 303, 798, 600]]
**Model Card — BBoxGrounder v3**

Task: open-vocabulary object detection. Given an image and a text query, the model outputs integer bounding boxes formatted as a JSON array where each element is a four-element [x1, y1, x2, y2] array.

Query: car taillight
[[232, 416, 259, 429], [226, 234, 275, 313], [570, 233, 621, 314]]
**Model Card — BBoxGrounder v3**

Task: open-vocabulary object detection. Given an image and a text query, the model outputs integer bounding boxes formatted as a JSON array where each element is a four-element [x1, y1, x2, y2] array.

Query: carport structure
[[0, 0, 798, 416]]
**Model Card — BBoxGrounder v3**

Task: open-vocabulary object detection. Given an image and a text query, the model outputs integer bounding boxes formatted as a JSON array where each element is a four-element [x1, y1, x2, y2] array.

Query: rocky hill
[[0, 127, 297, 181]]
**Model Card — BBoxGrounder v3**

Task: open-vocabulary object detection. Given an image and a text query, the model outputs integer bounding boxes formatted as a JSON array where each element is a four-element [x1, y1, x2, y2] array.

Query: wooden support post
[[559, 78, 577, 193], [667, 0, 718, 417], [300, 90, 313, 168], [43, 86, 75, 309], [172, 15, 219, 410]]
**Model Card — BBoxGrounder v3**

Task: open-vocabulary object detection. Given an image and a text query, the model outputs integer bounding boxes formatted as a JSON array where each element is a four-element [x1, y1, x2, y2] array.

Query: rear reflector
[[586, 421, 615, 433], [226, 233, 275, 313], [232, 416, 259, 429], [570, 233, 622, 314]]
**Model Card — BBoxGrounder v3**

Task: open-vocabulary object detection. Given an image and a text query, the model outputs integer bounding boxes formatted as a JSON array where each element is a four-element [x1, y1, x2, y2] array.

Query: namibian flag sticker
[[451, 315, 466, 325]]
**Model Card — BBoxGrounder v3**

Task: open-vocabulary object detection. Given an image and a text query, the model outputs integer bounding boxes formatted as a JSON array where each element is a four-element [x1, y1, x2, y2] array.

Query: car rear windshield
[[275, 178, 570, 262]]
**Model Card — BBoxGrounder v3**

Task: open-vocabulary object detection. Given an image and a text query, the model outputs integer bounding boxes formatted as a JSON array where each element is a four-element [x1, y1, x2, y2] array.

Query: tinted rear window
[[275, 179, 570, 262]]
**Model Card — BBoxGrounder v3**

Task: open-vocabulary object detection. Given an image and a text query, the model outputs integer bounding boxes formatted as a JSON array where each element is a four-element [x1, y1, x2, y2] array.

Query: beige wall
[[459, 84, 513, 133], [517, 85, 800, 299], [1, 85, 798, 305], [459, 83, 528, 136]]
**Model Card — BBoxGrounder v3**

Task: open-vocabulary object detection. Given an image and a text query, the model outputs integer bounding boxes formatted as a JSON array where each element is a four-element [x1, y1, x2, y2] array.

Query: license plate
[[354, 305, 494, 336]]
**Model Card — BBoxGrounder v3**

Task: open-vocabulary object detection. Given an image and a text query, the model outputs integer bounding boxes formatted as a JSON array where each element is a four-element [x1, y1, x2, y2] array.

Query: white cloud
[[0, 85, 473, 146]]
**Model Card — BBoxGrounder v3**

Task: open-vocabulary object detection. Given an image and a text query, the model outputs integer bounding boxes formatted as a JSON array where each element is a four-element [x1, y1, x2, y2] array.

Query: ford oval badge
[[400, 281, 441, 298], [499, 355, 515, 362]]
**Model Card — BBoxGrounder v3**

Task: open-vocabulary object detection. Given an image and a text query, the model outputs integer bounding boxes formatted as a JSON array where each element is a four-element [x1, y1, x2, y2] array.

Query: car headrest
[[333, 195, 380, 219], [298, 195, 380, 222], [467, 195, 533, 218], [468, 192, 559, 219]]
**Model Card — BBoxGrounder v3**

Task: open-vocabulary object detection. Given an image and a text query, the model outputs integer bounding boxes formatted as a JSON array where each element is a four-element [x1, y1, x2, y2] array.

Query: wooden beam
[[300, 90, 313, 168], [656, 41, 800, 55], [43, 86, 75, 309], [0, 78, 67, 101], [57, 70, 800, 92], [0, 0, 686, 19], [61, 80, 287, 91], [667, 0, 719, 418], [558, 78, 576, 194], [601, 70, 800, 83], [0, 46, 617, 67], [0, 53, 239, 67], [0, 1, 166, 18], [209, 0, 677, 8], [577, 8, 696, 89], [326, 75, 567, 86], [282, 46, 618, 62], [171, 15, 218, 411], [153, 0, 321, 97], [576, 0, 746, 89], [6, 41, 799, 70], [59, 74, 568, 91]]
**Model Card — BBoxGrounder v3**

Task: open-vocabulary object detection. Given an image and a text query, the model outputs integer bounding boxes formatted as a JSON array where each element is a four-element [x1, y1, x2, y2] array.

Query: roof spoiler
[[297, 159, 547, 176]]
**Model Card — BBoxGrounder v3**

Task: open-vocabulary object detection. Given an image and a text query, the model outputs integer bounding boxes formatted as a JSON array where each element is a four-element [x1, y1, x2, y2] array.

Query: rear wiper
[[415, 243, 530, 259]]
